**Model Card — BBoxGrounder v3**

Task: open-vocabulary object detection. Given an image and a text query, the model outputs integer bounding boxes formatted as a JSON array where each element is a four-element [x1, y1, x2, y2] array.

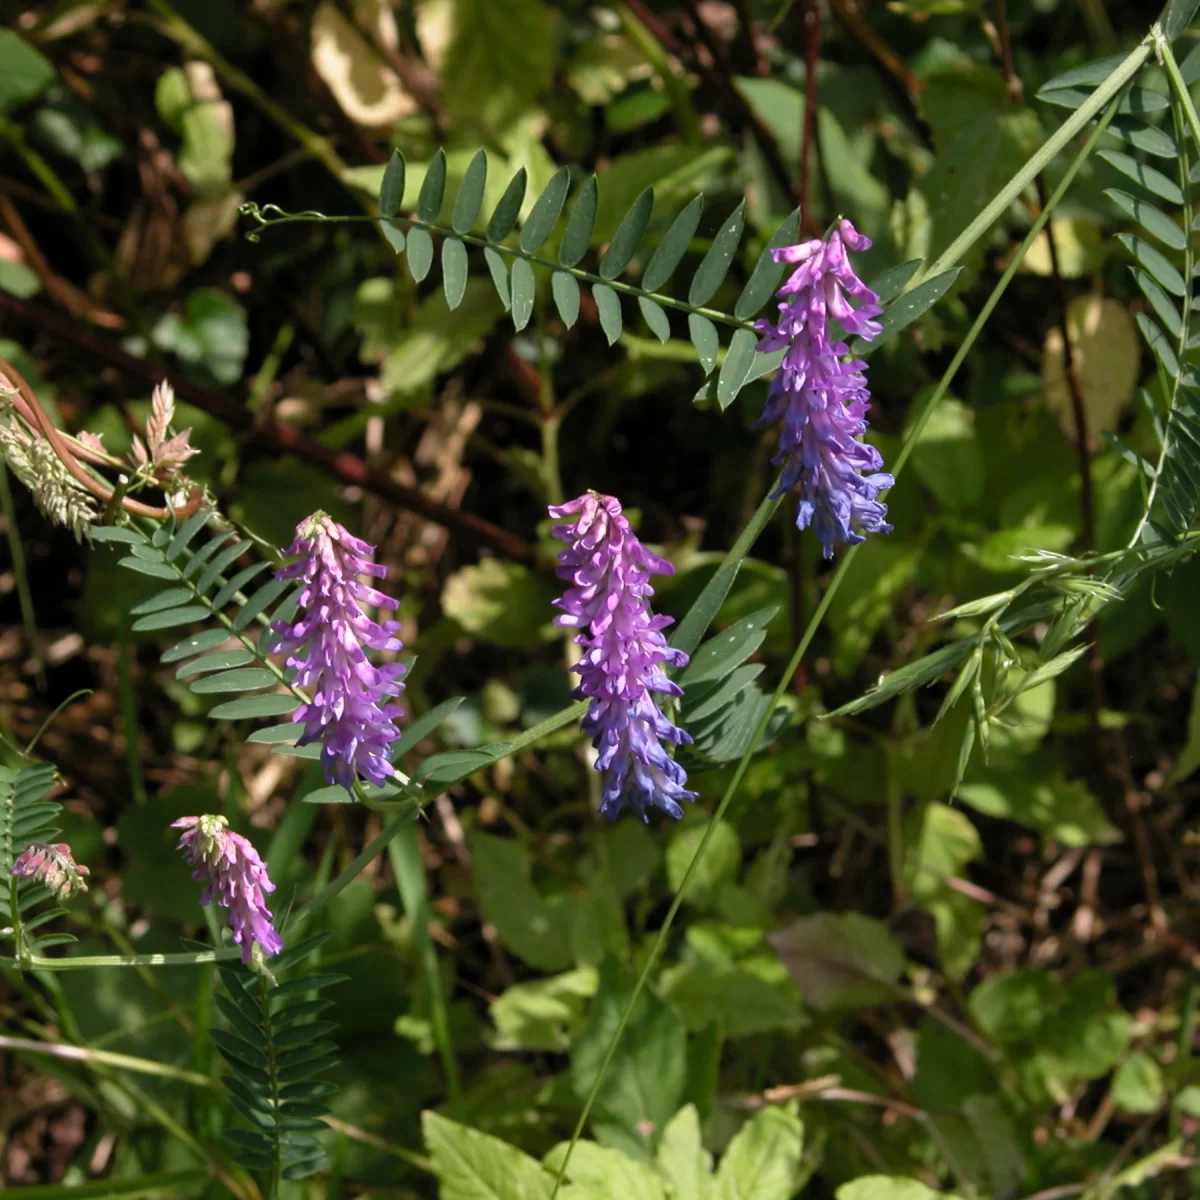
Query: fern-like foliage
[[241, 148, 961, 413], [211, 932, 344, 1183], [0, 760, 78, 957]]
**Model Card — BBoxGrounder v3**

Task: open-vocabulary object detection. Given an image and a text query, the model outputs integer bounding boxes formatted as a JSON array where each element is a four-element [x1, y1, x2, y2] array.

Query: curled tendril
[[0, 355, 204, 524]]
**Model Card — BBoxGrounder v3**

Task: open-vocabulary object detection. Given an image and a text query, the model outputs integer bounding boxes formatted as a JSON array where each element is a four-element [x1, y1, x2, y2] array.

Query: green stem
[[13, 948, 242, 970], [0, 1034, 217, 1086], [550, 79, 1127, 1200]]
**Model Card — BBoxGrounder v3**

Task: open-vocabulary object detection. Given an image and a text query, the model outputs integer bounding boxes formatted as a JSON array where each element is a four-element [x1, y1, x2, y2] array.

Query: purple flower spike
[[754, 217, 893, 558], [270, 512, 406, 790], [550, 492, 696, 822], [11, 842, 89, 903], [173, 815, 283, 964]]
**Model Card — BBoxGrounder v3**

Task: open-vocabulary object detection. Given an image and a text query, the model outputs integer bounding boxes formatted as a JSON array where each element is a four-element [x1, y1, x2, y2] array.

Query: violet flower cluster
[[270, 513, 406, 790], [550, 493, 696, 821], [11, 842, 90, 903], [173, 815, 283, 964], [754, 218, 892, 558]]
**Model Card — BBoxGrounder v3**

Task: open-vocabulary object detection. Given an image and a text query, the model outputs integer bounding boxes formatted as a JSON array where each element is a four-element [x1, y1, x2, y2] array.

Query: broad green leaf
[[1098, 150, 1183, 204], [570, 959, 687, 1146], [734, 211, 800, 319], [836, 1179, 958, 1200], [1105, 189, 1186, 251], [0, 30, 55, 115], [689, 201, 746, 307], [453, 149, 488, 233], [543, 1141, 667, 1200], [418, 148, 447, 222], [521, 167, 570, 254], [488, 168, 528, 242], [423, 1111, 554, 1200], [656, 1106, 713, 1200], [490, 967, 598, 1052], [643, 195, 704, 292], [441, 557, 557, 648], [553, 271, 581, 328], [1112, 1052, 1165, 1113], [406, 227, 435, 282], [665, 820, 740, 906], [770, 912, 905, 1010], [593, 283, 622, 345], [511, 258, 535, 331], [379, 150, 405, 216], [907, 395, 984, 510], [600, 187, 654, 279], [688, 313, 719, 374], [638, 296, 670, 343], [714, 1107, 803, 1200], [560, 175, 599, 267], [716, 328, 758, 411], [443, 238, 470, 309]]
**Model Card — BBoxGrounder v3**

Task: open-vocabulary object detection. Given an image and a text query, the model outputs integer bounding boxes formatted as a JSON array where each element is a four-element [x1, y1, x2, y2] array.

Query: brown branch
[[798, 0, 822, 235], [0, 291, 537, 563]]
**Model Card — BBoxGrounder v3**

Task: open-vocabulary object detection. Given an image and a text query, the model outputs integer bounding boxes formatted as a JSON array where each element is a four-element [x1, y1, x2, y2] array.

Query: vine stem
[[550, 81, 1128, 1199]]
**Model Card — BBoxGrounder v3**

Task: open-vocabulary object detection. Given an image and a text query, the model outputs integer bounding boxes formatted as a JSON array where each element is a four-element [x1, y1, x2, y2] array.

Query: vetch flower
[[173, 815, 283, 964], [754, 218, 893, 559], [11, 842, 90, 903], [270, 513, 406, 790], [550, 492, 696, 821]]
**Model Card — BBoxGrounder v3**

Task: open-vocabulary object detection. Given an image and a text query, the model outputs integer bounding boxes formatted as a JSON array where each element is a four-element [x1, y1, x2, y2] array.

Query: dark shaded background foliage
[[4, 0, 1200, 1197]]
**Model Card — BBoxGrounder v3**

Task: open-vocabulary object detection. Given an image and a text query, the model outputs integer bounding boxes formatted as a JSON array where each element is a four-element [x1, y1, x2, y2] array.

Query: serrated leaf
[[559, 174, 598, 267], [689, 313, 719, 374], [521, 167, 570, 254], [735, 210, 800, 319], [406, 227, 434, 282], [600, 186, 654, 280], [552, 271, 580, 328], [593, 283, 622, 345], [488, 168, 527, 242], [858, 268, 961, 355], [1106, 190, 1186, 251], [442, 238, 469, 309], [1098, 151, 1183, 205], [209, 694, 301, 720], [130, 604, 211, 632], [161, 628, 231, 663], [452, 149, 487, 234], [423, 1112, 555, 1200], [717, 328, 759, 410], [643, 194, 704, 292], [483, 246, 511, 310], [689, 201, 746, 306], [638, 296, 670, 343], [379, 150, 405, 216], [418, 148, 446, 222], [511, 258, 535, 331], [191, 667, 279, 694]]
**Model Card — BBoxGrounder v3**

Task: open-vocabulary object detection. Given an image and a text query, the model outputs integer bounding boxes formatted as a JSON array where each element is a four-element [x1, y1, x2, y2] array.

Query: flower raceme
[[173, 815, 283, 964], [754, 218, 893, 559], [550, 493, 696, 822], [270, 513, 406, 790], [11, 842, 90, 903]]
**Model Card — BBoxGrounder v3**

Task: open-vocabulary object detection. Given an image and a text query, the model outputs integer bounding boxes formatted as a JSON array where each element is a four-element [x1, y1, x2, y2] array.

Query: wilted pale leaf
[[1042, 295, 1139, 445], [770, 912, 904, 1010]]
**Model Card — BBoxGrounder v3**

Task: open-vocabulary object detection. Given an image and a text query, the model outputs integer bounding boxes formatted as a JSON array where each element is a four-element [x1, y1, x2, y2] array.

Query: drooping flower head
[[11, 842, 90, 903], [270, 513, 406, 790], [550, 492, 696, 821], [173, 815, 283, 964], [754, 218, 893, 559]]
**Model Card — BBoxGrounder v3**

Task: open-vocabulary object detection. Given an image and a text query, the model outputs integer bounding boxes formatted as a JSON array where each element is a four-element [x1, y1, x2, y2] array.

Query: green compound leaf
[[90, 525, 147, 544], [1098, 150, 1184, 205], [406, 227, 435, 282], [643, 194, 704, 292], [162, 628, 233, 663], [117, 556, 178, 580], [1105, 190, 1186, 251], [165, 509, 215, 561], [1108, 119, 1176, 158], [689, 200, 746, 307], [483, 246, 511, 310], [208, 694, 302, 720], [689, 313, 719, 374], [735, 209, 800, 319], [594, 283, 622, 345], [212, 563, 271, 612], [488, 167, 527, 242], [1118, 233, 1186, 295], [418, 147, 447, 222], [638, 296, 670, 343], [130, 586, 194, 615], [442, 238, 470, 310], [559, 174, 598, 268], [190, 668, 280, 695], [859, 267, 962, 356], [520, 166, 570, 254], [600, 186, 654, 280], [511, 258, 535, 331], [1132, 269, 1183, 339], [130, 604, 212, 632], [382, 219, 405, 255], [552, 271, 580, 329], [452, 149, 487, 234], [379, 150, 406, 217], [176, 648, 257, 679], [391, 696, 466, 759]]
